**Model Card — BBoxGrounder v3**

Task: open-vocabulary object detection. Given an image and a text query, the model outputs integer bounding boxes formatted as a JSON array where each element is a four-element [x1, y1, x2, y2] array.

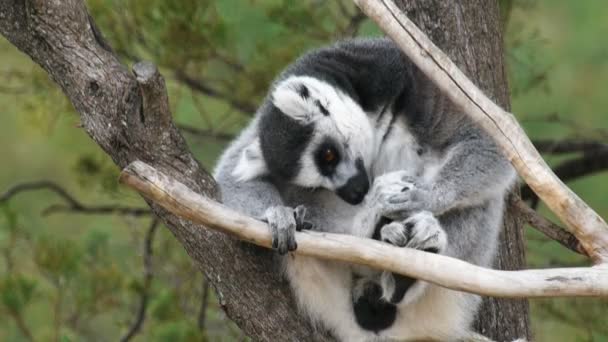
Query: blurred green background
[[0, 0, 606, 341]]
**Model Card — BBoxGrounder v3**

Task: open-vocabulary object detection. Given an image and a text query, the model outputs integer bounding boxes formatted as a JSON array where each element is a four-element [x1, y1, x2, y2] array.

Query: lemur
[[214, 38, 516, 341]]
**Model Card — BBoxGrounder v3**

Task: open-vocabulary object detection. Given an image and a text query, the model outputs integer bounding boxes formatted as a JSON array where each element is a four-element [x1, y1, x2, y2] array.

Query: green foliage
[[0, 275, 36, 314], [0, 0, 606, 341]]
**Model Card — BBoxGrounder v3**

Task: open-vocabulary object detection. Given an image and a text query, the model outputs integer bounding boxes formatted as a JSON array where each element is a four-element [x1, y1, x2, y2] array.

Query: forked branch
[[120, 161, 608, 298]]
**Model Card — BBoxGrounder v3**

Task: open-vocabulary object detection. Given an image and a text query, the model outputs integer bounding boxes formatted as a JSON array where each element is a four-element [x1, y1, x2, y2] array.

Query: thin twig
[[533, 139, 608, 154], [1, 181, 81, 206], [521, 148, 608, 203], [177, 124, 234, 141], [42, 204, 151, 217], [120, 218, 159, 342], [510, 195, 588, 256], [198, 279, 210, 331], [338, 12, 367, 38], [174, 70, 256, 114], [8, 309, 36, 342], [0, 180, 151, 217]]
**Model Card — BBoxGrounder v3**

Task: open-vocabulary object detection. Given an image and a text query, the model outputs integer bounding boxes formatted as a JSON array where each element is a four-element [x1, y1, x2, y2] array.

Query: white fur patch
[[272, 77, 318, 124], [231, 138, 268, 181]]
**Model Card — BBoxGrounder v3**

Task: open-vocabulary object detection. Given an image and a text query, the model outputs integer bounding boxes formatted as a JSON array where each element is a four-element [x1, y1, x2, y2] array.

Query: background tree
[[0, 0, 606, 341]]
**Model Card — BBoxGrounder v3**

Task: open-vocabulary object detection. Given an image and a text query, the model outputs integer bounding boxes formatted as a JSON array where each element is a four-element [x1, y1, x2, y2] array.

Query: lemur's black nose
[[337, 171, 369, 205]]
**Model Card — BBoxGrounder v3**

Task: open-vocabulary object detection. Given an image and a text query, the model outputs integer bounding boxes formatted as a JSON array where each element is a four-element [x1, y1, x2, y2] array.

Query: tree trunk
[[0, 0, 529, 340], [392, 1, 531, 340]]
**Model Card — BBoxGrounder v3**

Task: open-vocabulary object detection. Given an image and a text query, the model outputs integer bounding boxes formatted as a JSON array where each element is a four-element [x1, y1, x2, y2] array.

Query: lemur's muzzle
[[336, 162, 369, 205]]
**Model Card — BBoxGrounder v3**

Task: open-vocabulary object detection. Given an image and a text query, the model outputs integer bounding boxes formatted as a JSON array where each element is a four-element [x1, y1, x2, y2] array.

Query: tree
[[6, 0, 593, 340]]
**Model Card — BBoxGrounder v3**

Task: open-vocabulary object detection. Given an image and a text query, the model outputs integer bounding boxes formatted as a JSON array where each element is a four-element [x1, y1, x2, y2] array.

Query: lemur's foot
[[379, 211, 447, 304], [380, 211, 447, 253], [262, 205, 311, 255]]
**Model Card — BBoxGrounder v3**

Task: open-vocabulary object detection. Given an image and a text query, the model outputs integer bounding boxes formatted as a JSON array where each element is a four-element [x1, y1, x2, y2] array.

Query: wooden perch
[[120, 161, 608, 298], [353, 0, 608, 263]]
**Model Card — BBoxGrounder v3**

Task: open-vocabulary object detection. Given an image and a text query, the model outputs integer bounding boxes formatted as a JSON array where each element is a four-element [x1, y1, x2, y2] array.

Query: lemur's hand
[[368, 171, 436, 220], [262, 205, 312, 255]]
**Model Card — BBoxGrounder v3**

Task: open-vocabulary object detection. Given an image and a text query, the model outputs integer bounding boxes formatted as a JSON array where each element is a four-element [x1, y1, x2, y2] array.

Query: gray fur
[[214, 38, 515, 341]]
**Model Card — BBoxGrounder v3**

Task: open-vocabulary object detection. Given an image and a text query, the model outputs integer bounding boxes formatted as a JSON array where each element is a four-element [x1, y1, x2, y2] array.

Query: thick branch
[[120, 161, 608, 298], [354, 0, 608, 263]]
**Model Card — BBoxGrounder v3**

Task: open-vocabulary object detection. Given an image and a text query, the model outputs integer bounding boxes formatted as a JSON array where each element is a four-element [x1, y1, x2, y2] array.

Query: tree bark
[[391, 1, 531, 340], [0, 0, 529, 340]]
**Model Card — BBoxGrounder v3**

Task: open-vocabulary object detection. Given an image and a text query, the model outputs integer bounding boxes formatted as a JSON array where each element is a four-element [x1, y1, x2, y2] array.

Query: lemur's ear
[[232, 138, 268, 182], [272, 76, 321, 124]]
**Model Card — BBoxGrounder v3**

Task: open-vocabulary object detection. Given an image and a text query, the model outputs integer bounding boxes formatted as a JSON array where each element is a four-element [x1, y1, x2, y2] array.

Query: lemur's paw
[[381, 211, 447, 253], [379, 211, 447, 304], [368, 171, 433, 219], [262, 205, 311, 255]]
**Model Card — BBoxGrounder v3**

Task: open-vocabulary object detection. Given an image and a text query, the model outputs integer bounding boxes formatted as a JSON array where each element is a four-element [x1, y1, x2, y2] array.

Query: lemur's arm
[[380, 129, 515, 218], [214, 124, 305, 254], [427, 131, 516, 214]]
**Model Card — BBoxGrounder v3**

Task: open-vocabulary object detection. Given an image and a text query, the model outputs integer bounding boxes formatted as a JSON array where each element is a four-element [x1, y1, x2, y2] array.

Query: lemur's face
[[272, 76, 374, 204], [232, 76, 374, 205]]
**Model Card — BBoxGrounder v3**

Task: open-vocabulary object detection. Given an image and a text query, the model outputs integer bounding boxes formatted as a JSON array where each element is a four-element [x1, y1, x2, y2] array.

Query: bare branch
[[120, 161, 608, 298], [1, 181, 81, 206], [337, 12, 367, 38], [120, 218, 159, 342], [521, 148, 608, 202], [198, 279, 210, 331], [42, 204, 151, 217], [510, 195, 587, 256], [177, 124, 234, 141], [7, 309, 35, 342], [533, 139, 608, 154], [354, 0, 608, 263], [0, 180, 150, 217]]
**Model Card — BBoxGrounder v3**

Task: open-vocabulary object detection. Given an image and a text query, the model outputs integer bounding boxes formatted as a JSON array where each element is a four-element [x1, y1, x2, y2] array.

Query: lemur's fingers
[[264, 206, 299, 254], [403, 211, 447, 254], [379, 221, 412, 247], [294, 205, 314, 232]]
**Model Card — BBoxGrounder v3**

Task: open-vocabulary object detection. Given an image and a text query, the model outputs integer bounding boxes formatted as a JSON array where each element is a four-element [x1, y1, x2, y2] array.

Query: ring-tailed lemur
[[214, 38, 515, 341]]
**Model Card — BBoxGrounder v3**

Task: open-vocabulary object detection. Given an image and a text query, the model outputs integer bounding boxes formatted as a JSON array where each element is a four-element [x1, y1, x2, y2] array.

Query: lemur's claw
[[264, 205, 310, 254]]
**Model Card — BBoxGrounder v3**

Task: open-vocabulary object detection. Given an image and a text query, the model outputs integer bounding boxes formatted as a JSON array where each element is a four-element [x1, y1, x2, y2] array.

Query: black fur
[[335, 158, 369, 205], [280, 38, 414, 113], [259, 103, 314, 181], [297, 84, 310, 99], [353, 281, 397, 333], [315, 99, 330, 116]]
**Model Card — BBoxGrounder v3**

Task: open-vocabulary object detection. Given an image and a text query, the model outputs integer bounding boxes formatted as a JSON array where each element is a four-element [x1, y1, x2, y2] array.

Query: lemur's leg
[[352, 211, 447, 334], [378, 211, 447, 304]]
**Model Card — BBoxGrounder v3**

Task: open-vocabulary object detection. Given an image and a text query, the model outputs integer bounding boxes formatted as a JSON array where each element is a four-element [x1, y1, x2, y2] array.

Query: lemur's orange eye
[[324, 149, 336, 163]]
